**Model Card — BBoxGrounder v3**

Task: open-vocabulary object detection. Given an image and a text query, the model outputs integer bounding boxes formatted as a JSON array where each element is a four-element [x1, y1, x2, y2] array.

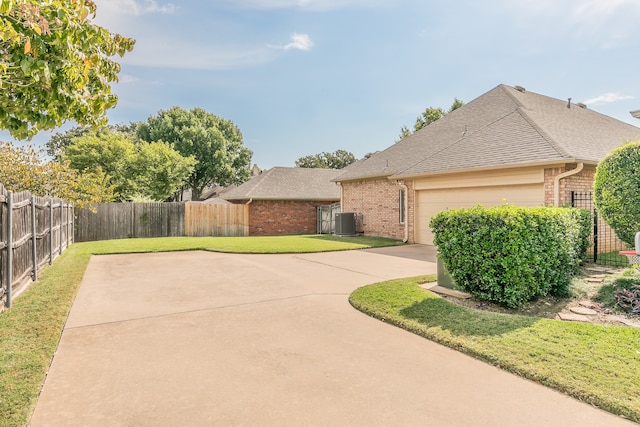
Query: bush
[[430, 205, 590, 308], [594, 141, 640, 247]]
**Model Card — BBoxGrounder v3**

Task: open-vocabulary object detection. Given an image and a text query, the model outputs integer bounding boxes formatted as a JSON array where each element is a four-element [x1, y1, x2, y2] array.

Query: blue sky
[[5, 0, 640, 169]]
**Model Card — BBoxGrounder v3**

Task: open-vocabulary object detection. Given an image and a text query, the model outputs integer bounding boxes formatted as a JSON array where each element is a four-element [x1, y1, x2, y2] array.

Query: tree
[[62, 129, 195, 202], [137, 107, 253, 200], [0, 141, 112, 207], [294, 150, 356, 169], [397, 98, 464, 142], [0, 1, 135, 139], [134, 142, 196, 201], [594, 141, 640, 246], [45, 122, 139, 159]]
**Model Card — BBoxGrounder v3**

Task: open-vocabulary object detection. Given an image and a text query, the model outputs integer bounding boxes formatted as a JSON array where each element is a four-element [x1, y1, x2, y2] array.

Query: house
[[334, 84, 640, 245], [221, 167, 342, 235]]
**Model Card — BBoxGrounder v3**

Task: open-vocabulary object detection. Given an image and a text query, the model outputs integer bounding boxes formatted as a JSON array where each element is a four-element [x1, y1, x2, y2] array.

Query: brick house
[[221, 167, 342, 235], [334, 84, 640, 245]]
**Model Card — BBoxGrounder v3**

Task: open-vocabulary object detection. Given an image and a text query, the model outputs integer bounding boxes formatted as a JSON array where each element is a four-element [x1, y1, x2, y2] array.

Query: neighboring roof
[[199, 197, 232, 205], [220, 167, 342, 201], [335, 84, 640, 182]]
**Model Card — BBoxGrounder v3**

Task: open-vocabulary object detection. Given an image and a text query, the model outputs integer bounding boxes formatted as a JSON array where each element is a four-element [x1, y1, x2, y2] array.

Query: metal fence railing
[[571, 191, 631, 267]]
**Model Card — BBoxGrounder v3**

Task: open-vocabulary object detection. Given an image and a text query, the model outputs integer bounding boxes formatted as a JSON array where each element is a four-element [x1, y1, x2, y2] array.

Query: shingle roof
[[335, 84, 640, 181], [220, 167, 342, 201]]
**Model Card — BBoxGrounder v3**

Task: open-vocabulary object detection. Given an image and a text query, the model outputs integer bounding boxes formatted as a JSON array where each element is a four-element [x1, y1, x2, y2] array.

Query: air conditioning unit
[[334, 212, 357, 236]]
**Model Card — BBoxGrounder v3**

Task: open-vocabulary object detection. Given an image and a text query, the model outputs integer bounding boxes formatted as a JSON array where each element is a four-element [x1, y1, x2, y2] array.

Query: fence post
[[31, 195, 37, 282], [6, 191, 13, 308], [49, 198, 53, 264], [59, 199, 63, 253], [593, 208, 598, 264]]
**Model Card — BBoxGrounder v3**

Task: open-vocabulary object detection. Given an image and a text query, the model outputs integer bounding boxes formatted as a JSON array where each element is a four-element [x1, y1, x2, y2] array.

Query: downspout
[[554, 163, 584, 206], [397, 180, 409, 243]]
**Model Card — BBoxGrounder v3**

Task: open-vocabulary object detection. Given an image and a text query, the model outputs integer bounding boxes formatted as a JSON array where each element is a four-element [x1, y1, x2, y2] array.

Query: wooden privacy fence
[[75, 202, 249, 242], [0, 184, 73, 309]]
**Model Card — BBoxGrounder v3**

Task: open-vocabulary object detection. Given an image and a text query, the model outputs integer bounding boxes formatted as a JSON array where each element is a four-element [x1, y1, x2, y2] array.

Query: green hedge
[[430, 205, 591, 308], [594, 141, 640, 247]]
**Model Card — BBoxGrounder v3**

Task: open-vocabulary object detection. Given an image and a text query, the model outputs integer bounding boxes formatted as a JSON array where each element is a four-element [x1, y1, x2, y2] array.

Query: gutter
[[397, 180, 409, 243], [245, 198, 253, 205], [554, 163, 584, 206]]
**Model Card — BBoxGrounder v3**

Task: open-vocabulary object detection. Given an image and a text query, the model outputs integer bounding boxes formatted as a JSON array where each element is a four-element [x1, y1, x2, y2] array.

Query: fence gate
[[571, 191, 630, 266], [317, 202, 341, 234]]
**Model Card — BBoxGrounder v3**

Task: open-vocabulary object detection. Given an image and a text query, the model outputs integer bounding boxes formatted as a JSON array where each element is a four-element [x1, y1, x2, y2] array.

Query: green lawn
[[0, 235, 399, 427], [349, 276, 640, 423]]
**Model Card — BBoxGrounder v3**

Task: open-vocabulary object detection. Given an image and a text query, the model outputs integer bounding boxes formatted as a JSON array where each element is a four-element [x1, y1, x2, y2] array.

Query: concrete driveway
[[30, 247, 633, 426]]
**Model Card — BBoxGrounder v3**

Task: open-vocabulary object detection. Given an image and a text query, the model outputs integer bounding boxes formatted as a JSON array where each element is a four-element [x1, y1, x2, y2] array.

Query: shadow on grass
[[399, 295, 539, 337]]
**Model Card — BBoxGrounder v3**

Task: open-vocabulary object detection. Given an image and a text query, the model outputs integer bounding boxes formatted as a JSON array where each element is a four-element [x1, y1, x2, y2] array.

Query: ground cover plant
[[350, 276, 640, 423], [0, 235, 399, 427]]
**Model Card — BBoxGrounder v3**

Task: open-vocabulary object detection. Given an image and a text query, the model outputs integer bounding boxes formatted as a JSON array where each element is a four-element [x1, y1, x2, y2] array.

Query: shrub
[[430, 205, 590, 308], [594, 141, 640, 247]]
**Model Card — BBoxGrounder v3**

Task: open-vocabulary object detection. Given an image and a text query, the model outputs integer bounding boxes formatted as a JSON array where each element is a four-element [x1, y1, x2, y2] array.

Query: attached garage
[[413, 167, 545, 245]]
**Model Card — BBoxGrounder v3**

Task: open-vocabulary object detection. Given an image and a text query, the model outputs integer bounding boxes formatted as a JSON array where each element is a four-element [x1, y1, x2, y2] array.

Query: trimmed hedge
[[430, 205, 591, 308], [594, 141, 640, 247]]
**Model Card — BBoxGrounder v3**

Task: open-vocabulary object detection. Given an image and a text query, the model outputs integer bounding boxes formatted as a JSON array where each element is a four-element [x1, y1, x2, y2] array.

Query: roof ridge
[[500, 85, 571, 158], [394, 90, 528, 176]]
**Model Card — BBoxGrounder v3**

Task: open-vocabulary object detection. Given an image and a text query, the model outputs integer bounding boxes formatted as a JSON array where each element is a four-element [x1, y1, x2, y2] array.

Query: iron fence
[[571, 191, 630, 266]]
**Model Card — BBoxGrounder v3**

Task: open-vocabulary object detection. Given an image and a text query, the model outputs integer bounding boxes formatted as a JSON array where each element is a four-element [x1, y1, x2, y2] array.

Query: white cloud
[[501, 0, 640, 48], [117, 74, 140, 84], [121, 38, 278, 70], [227, 0, 390, 11], [270, 33, 314, 51], [584, 93, 635, 106], [99, 0, 176, 16]]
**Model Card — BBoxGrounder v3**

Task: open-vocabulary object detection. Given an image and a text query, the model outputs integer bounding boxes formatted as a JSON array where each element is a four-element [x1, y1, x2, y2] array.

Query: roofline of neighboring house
[[388, 159, 598, 180]]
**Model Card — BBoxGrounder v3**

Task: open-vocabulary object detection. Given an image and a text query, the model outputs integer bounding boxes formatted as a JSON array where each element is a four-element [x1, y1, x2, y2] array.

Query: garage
[[414, 179, 545, 245]]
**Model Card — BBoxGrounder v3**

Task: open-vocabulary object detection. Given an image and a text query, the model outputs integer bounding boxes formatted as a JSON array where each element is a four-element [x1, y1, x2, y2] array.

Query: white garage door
[[415, 183, 544, 245]]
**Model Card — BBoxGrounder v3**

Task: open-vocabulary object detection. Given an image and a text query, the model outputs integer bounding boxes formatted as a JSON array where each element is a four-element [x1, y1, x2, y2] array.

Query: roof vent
[[514, 85, 526, 93], [577, 102, 587, 109]]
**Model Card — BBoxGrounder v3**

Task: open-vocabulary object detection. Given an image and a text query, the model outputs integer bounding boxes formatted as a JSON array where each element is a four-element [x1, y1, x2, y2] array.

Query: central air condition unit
[[334, 212, 357, 236]]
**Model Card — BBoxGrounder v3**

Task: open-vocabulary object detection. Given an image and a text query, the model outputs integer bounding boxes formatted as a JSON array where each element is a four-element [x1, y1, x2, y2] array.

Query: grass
[[349, 276, 640, 423], [0, 234, 399, 427], [82, 234, 401, 255]]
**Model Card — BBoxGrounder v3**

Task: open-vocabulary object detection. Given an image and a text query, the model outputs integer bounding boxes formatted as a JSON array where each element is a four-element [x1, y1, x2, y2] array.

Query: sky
[[5, 0, 640, 169]]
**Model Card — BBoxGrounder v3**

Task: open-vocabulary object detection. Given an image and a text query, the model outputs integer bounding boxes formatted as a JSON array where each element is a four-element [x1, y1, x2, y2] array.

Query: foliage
[[62, 128, 195, 202], [593, 141, 640, 246], [133, 141, 196, 201], [0, 141, 112, 206], [397, 97, 464, 141], [0, 0, 135, 139], [430, 205, 591, 308], [349, 277, 640, 422], [137, 107, 252, 200], [294, 149, 356, 169], [45, 122, 139, 159]]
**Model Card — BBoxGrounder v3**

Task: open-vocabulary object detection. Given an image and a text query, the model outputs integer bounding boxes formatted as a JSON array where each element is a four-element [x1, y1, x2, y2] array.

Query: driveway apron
[[30, 249, 634, 426]]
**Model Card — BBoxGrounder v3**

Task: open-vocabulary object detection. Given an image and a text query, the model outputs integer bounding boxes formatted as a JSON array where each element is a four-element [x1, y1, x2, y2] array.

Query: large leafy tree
[[137, 107, 253, 200], [0, 141, 112, 206], [62, 129, 195, 202], [295, 149, 356, 169], [45, 122, 139, 159], [397, 98, 464, 141], [0, 0, 135, 139], [594, 141, 640, 246]]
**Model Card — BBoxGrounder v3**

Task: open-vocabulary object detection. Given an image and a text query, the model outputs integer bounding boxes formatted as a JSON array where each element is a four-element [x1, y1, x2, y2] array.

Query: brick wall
[[543, 165, 596, 206], [341, 178, 409, 242], [247, 200, 335, 236]]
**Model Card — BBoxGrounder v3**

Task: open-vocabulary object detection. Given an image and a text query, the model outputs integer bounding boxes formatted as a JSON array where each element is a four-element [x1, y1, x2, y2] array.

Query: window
[[399, 188, 406, 224]]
